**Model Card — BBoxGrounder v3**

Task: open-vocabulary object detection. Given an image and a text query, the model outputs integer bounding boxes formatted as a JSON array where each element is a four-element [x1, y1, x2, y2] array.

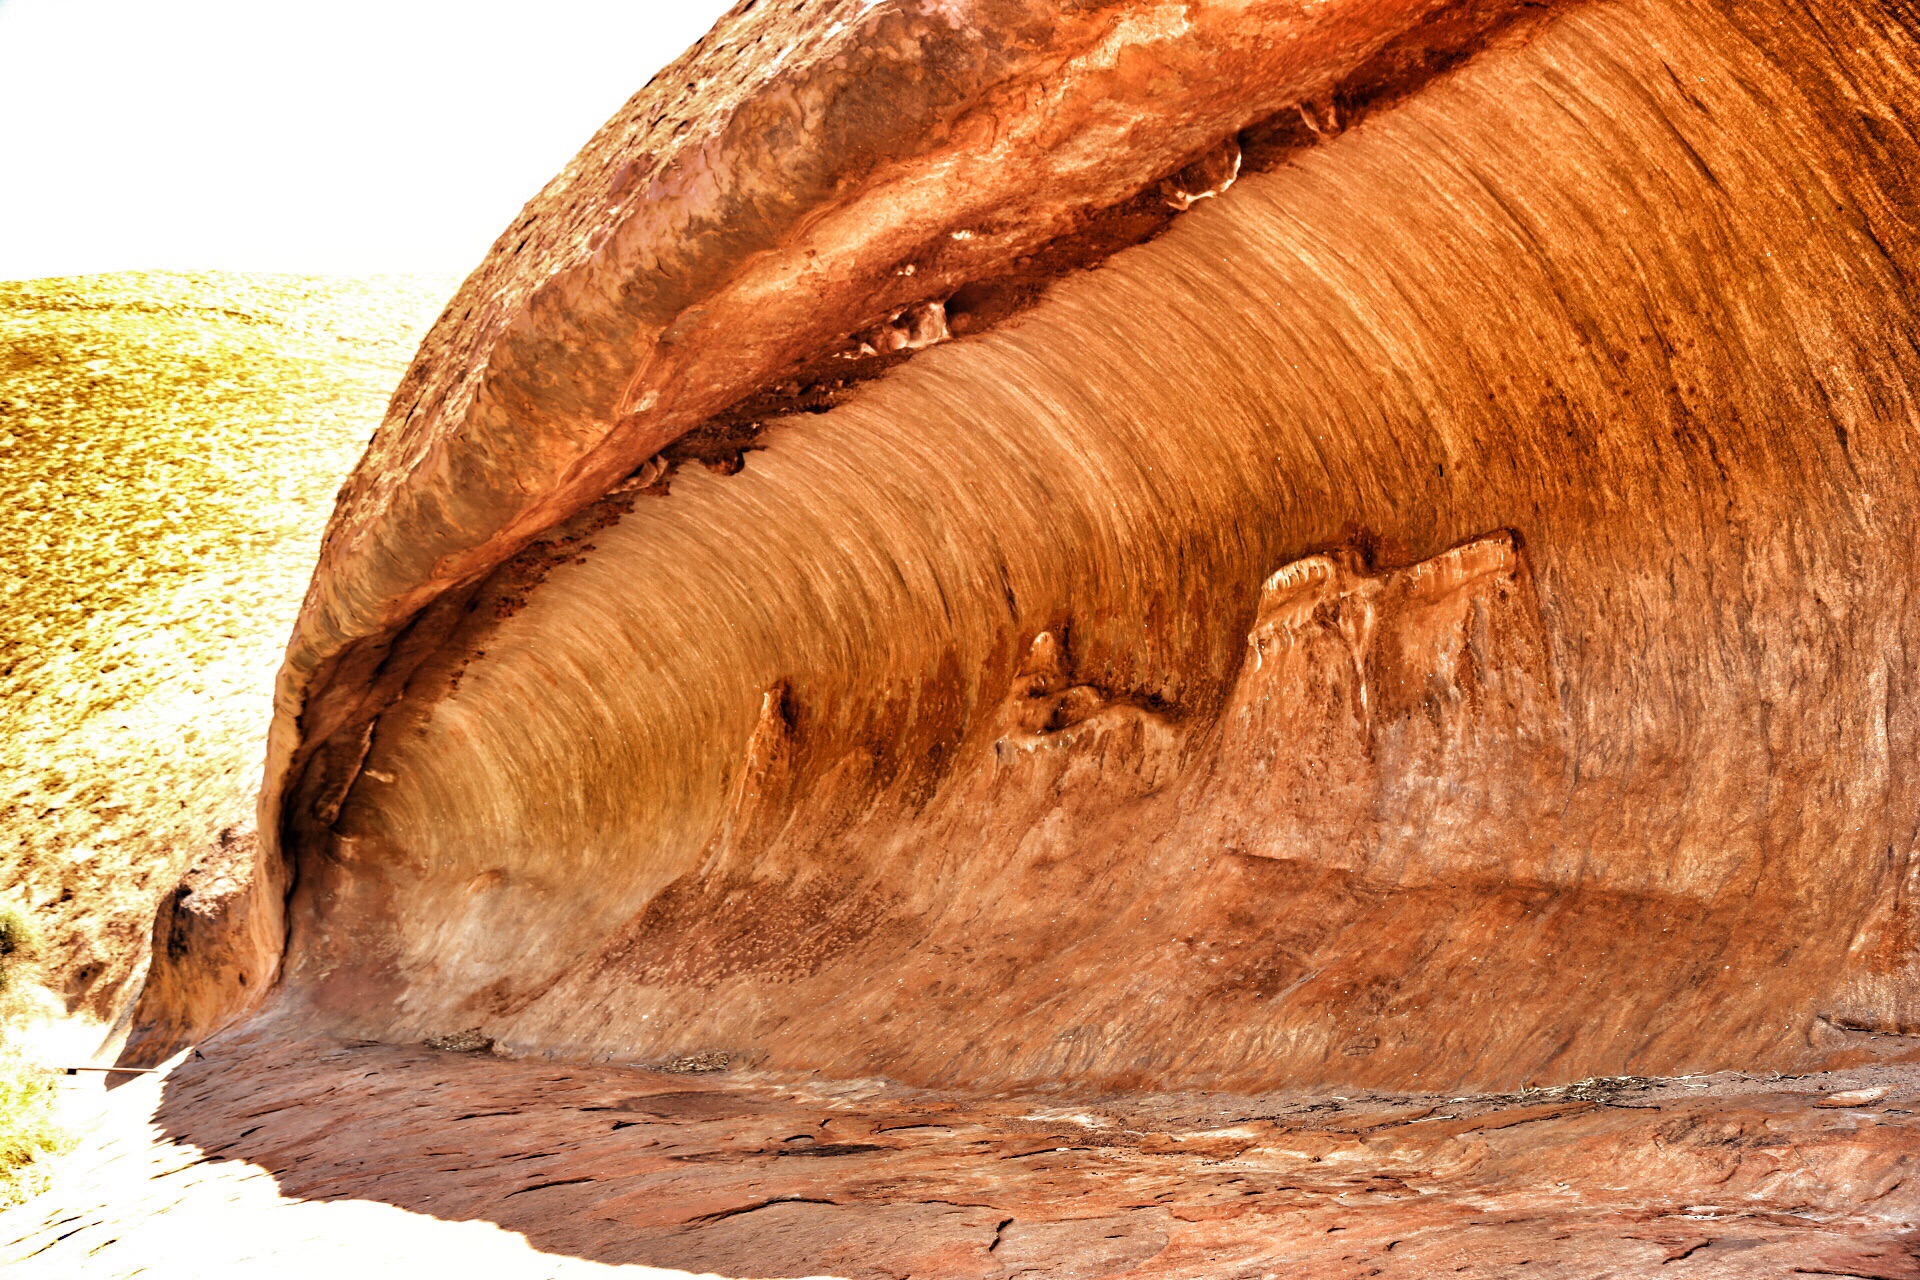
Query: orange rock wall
[[248, 0, 1920, 1092]]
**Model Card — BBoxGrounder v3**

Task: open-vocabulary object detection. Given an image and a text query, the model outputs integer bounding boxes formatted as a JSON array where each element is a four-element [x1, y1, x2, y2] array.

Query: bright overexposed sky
[[0, 0, 736, 280]]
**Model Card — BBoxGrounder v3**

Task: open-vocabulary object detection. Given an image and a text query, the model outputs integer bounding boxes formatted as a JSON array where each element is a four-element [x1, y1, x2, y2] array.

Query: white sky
[[0, 0, 737, 280]]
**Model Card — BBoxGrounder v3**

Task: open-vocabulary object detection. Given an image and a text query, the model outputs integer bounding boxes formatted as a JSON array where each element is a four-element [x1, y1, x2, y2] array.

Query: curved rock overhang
[[267, 0, 1504, 882], [215, 0, 1920, 1090]]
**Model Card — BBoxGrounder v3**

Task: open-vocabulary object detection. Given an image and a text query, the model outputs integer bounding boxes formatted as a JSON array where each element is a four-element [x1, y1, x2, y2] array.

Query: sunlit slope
[[0, 273, 451, 1041]]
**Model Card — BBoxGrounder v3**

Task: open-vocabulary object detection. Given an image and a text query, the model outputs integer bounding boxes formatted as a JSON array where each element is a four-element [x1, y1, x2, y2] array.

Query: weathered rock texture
[[8, 1042, 1920, 1278], [186, 0, 1920, 1105]]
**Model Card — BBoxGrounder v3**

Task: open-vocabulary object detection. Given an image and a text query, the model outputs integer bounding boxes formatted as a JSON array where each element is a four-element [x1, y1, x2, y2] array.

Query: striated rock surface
[[267, 0, 1501, 888], [210, 0, 1920, 1102]]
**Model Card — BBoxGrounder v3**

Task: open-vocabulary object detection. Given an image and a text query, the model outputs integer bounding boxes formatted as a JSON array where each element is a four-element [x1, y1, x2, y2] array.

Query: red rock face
[[1201, 534, 1561, 880], [262, 0, 1477, 893], [162, 0, 1920, 1108]]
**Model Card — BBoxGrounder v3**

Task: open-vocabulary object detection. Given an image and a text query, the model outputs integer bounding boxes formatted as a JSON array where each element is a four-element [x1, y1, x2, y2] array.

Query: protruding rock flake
[[606, 453, 668, 494], [1297, 97, 1342, 137], [1159, 135, 1243, 209], [859, 298, 951, 354]]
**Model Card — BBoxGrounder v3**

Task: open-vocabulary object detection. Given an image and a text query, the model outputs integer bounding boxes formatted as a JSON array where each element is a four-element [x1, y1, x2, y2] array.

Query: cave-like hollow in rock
[[130, 0, 1920, 1100]]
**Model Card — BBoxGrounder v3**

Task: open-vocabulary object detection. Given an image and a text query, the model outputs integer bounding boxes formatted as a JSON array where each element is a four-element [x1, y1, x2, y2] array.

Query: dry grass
[[0, 272, 454, 1206]]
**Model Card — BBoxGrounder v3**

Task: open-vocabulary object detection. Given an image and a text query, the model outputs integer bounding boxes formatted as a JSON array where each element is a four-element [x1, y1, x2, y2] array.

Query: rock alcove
[[50, 0, 1920, 1274]]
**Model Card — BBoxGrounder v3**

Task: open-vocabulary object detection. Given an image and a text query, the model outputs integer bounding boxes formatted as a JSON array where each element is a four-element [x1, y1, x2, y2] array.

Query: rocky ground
[[3, 1036, 1915, 1278]]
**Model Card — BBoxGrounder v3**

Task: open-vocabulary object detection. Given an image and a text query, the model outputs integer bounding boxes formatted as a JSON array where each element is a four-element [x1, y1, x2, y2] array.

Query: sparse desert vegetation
[[0, 273, 452, 1208], [0, 273, 453, 1042], [0, 902, 66, 1206]]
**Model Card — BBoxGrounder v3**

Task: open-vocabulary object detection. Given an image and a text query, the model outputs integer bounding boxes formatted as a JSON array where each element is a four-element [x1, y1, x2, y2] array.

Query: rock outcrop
[[154, 0, 1920, 1104]]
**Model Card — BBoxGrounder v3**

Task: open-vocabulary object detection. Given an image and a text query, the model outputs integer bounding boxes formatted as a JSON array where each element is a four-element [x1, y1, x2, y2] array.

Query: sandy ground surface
[[2, 1034, 1915, 1279]]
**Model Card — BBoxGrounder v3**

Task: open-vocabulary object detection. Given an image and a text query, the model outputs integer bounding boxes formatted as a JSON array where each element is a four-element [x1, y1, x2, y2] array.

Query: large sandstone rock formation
[[158, 0, 1920, 1098]]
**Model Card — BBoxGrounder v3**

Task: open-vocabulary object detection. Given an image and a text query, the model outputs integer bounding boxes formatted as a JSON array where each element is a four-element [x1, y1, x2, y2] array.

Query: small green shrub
[[0, 902, 44, 1032], [0, 1056, 67, 1206], [0, 902, 68, 1205], [0, 900, 40, 992]]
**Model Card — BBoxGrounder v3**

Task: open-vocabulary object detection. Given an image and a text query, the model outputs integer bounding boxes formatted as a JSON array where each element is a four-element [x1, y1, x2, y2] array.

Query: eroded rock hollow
[[150, 0, 1920, 1094]]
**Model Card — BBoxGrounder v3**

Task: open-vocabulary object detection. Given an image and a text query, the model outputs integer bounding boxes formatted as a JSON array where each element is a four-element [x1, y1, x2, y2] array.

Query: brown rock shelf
[[6, 1041, 1918, 1277]]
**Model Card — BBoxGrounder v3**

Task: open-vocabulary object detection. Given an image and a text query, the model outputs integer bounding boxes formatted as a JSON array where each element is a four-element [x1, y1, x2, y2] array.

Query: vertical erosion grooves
[[262, 0, 1488, 891], [260, 0, 1582, 913], [191, 0, 1920, 1090], [191, 0, 1568, 1057]]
